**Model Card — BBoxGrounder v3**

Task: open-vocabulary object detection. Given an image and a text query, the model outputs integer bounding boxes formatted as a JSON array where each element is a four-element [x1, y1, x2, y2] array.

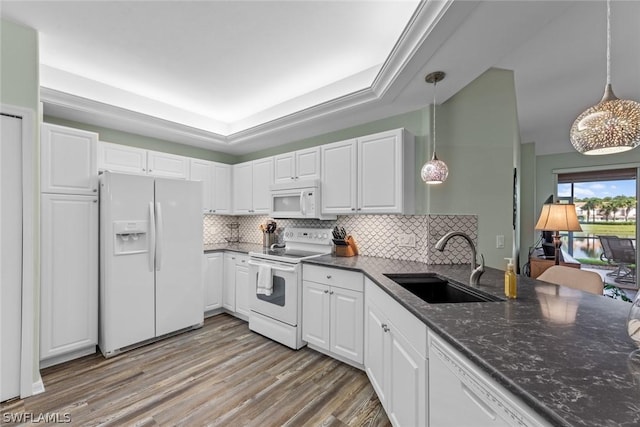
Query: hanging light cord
[[606, 0, 611, 85], [432, 80, 437, 154]]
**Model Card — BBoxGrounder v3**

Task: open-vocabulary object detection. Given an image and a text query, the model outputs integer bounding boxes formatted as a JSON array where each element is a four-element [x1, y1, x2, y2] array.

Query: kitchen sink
[[383, 274, 502, 304]]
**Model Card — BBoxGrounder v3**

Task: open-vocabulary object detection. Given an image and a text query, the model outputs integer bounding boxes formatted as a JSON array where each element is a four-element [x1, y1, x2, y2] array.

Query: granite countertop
[[304, 255, 640, 427], [203, 242, 264, 254], [204, 244, 640, 426]]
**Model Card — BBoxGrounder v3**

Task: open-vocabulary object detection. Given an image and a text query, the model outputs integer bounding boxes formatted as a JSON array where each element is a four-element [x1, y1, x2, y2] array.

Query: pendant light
[[569, 0, 640, 155], [421, 71, 449, 184]]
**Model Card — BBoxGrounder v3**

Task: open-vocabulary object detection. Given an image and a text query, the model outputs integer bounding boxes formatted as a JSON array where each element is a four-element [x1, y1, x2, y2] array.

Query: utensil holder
[[263, 232, 276, 248]]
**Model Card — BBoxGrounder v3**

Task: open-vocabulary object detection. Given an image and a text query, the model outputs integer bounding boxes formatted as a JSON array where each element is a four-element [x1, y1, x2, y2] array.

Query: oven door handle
[[248, 260, 297, 273]]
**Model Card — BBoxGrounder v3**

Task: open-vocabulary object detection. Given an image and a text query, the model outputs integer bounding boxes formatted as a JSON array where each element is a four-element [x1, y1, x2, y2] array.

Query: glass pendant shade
[[570, 84, 640, 155], [421, 151, 449, 184], [422, 71, 448, 184], [569, 0, 640, 155]]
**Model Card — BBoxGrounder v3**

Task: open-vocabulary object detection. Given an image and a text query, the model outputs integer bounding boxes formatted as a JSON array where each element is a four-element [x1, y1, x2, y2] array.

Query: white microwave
[[269, 179, 336, 220]]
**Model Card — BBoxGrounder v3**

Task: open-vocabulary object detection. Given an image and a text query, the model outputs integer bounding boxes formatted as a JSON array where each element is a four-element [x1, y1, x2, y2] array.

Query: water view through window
[[558, 176, 637, 291]]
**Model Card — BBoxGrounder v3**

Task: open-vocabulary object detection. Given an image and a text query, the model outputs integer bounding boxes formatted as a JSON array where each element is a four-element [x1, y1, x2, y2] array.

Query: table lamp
[[535, 203, 583, 265]]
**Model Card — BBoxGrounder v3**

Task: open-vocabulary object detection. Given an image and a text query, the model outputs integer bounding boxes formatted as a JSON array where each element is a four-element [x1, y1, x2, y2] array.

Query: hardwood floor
[[1, 314, 390, 426]]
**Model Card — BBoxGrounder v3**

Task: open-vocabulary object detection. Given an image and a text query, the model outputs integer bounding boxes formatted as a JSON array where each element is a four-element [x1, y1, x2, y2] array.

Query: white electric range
[[248, 227, 333, 349]]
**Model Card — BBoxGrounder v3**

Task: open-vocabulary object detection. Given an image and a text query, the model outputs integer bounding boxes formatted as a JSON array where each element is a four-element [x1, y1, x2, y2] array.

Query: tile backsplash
[[203, 213, 477, 264]]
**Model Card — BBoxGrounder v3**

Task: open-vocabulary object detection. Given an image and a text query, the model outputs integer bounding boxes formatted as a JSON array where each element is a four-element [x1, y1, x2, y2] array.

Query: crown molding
[[41, 1, 460, 153]]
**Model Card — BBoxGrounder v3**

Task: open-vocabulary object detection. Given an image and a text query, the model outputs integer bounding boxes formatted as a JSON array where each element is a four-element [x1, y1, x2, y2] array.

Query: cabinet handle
[[326, 275, 332, 279], [381, 323, 389, 332], [351, 208, 356, 211], [324, 290, 329, 294], [291, 177, 295, 180], [142, 168, 146, 172], [93, 188, 97, 192], [329, 291, 334, 295], [93, 200, 97, 203]]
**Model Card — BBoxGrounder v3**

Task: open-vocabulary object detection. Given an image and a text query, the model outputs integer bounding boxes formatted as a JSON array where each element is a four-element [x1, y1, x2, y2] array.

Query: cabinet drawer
[[303, 264, 363, 292]]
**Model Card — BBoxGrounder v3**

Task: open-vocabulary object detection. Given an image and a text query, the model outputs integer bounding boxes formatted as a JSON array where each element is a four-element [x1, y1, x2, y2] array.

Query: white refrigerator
[[99, 171, 203, 357]]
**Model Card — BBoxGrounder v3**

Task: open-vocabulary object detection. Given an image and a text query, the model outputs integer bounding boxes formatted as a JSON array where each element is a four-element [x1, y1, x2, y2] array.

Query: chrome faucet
[[434, 231, 485, 286]]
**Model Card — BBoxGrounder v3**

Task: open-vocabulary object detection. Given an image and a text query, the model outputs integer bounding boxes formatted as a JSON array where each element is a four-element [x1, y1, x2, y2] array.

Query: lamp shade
[[535, 203, 582, 232]]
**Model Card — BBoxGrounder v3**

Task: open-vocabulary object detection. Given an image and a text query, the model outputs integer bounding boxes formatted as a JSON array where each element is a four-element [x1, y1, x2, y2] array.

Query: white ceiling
[[2, 1, 640, 157]]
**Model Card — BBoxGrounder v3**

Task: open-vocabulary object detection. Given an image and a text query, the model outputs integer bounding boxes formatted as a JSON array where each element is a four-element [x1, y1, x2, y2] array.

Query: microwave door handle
[[300, 190, 306, 215]]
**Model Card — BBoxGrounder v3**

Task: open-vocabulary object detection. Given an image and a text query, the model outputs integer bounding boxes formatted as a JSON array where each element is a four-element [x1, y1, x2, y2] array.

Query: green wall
[[1, 17, 41, 389], [1, 19, 39, 108], [427, 68, 519, 269], [43, 116, 238, 164], [241, 68, 520, 269]]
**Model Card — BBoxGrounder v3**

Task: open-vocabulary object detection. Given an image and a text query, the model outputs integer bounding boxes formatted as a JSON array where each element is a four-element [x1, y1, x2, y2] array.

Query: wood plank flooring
[[1, 314, 390, 426]]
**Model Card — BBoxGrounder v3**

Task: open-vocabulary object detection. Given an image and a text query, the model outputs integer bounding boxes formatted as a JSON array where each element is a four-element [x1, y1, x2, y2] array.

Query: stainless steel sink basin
[[383, 274, 502, 304]]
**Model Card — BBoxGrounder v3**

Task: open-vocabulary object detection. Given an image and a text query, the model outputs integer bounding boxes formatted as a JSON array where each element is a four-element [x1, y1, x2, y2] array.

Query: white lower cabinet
[[235, 255, 250, 319], [203, 253, 223, 314], [302, 265, 364, 366], [429, 334, 550, 427], [221, 252, 249, 320], [40, 193, 98, 367], [364, 277, 427, 427], [223, 253, 237, 312]]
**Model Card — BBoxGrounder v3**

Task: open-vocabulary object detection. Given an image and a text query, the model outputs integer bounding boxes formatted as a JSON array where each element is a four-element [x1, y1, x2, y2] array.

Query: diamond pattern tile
[[203, 213, 477, 264]]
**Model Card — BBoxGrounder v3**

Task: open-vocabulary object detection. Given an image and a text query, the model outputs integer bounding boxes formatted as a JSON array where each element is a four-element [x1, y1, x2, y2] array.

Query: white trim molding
[[1, 103, 42, 398]]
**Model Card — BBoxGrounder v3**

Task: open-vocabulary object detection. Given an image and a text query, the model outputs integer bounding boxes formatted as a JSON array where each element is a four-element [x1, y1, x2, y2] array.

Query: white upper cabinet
[[321, 129, 415, 215], [189, 159, 214, 213], [189, 159, 233, 214], [233, 161, 253, 213], [212, 162, 232, 214], [147, 150, 188, 178], [321, 139, 358, 214], [98, 141, 188, 179], [98, 141, 147, 175], [233, 157, 273, 214], [274, 146, 320, 183], [252, 157, 273, 213], [41, 123, 98, 195]]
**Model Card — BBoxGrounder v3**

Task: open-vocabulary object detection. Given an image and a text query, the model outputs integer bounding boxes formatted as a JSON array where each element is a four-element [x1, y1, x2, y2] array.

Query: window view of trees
[[575, 195, 637, 223]]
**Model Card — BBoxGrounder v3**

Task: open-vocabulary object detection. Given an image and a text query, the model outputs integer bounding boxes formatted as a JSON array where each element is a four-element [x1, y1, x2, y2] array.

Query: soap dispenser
[[504, 258, 517, 299]]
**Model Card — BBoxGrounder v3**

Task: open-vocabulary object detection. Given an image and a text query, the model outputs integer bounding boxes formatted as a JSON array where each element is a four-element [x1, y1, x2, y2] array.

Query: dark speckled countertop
[[305, 255, 640, 427], [204, 245, 640, 426]]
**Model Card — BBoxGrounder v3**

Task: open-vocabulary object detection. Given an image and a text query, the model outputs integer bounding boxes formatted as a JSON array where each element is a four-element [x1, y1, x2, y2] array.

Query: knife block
[[336, 236, 359, 257]]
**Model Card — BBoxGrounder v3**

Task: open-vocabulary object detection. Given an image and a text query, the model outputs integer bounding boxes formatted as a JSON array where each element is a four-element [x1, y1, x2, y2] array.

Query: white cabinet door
[[330, 286, 364, 364], [147, 150, 188, 178], [190, 159, 213, 213], [388, 326, 427, 427], [98, 141, 147, 175], [204, 253, 223, 313], [40, 194, 98, 362], [233, 162, 253, 214], [235, 256, 250, 318], [358, 130, 403, 214], [41, 123, 97, 195], [274, 152, 296, 183], [365, 300, 388, 407], [212, 162, 232, 214], [252, 157, 273, 214], [302, 281, 331, 350], [295, 146, 320, 181], [223, 253, 237, 312], [321, 139, 357, 214]]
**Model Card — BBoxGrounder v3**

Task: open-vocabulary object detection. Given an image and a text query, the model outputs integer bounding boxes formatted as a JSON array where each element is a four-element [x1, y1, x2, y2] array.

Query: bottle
[[504, 258, 517, 299]]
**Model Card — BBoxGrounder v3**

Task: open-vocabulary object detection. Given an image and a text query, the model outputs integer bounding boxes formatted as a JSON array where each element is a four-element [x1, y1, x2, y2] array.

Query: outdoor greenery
[[575, 195, 637, 222], [577, 223, 636, 237]]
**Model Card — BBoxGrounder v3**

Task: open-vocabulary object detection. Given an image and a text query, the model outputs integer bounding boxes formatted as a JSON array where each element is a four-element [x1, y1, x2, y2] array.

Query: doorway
[[557, 167, 638, 296]]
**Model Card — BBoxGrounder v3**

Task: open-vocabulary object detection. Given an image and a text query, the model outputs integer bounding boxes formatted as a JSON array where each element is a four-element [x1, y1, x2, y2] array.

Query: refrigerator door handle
[[149, 202, 156, 272], [155, 202, 164, 271]]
